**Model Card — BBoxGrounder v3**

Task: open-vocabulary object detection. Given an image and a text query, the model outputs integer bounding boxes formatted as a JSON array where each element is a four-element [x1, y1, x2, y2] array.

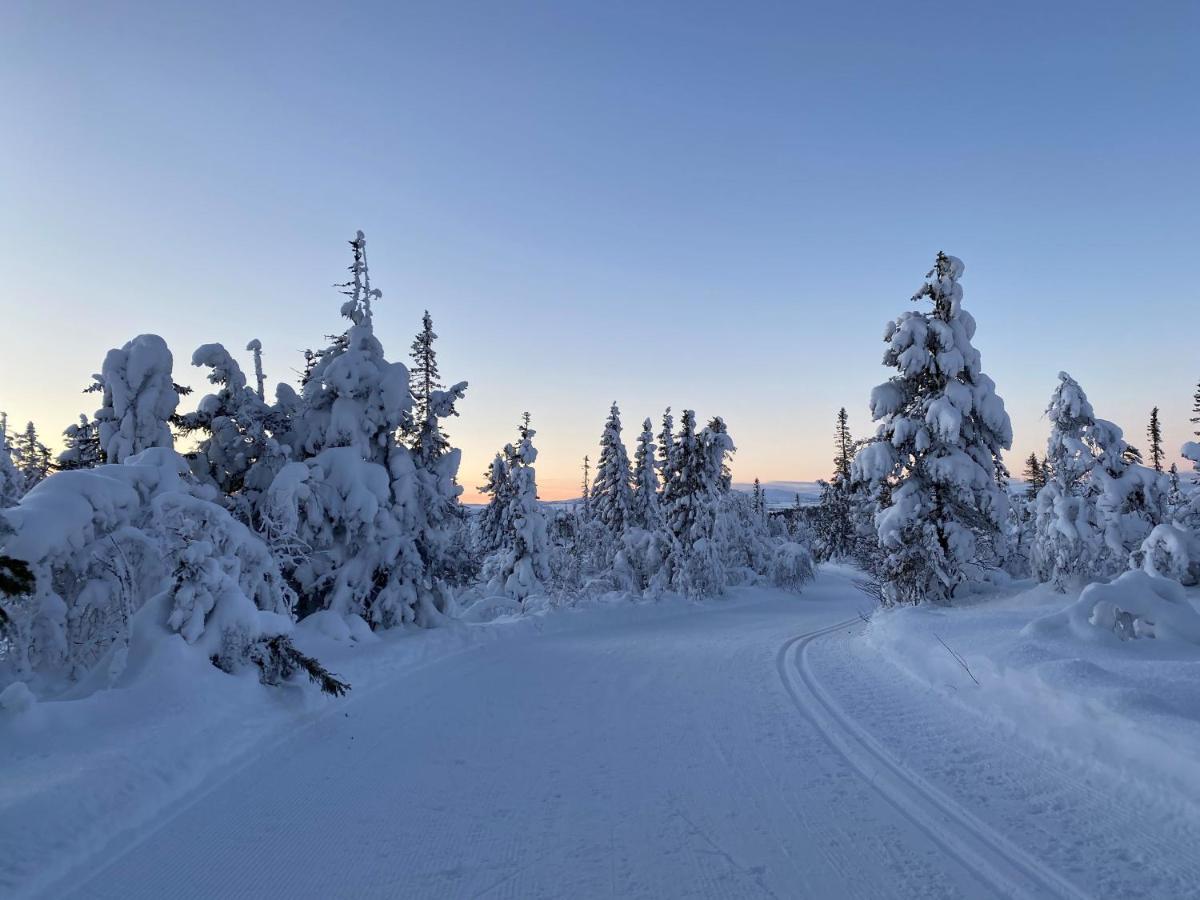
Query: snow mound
[[1028, 570, 1200, 647]]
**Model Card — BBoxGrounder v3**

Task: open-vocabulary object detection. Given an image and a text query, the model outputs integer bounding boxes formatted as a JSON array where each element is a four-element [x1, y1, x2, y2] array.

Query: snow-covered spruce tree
[[591, 402, 634, 537], [406, 310, 470, 589], [1022, 453, 1046, 499], [1167, 463, 1184, 515], [618, 417, 669, 593], [0, 419, 26, 507], [702, 417, 768, 580], [476, 452, 511, 556], [479, 414, 550, 603], [1089, 416, 1167, 574], [261, 232, 433, 628], [657, 408, 676, 482], [57, 414, 103, 470], [176, 342, 283, 521], [852, 253, 1013, 606], [812, 408, 859, 561], [1147, 407, 1164, 474], [631, 418, 664, 530], [12, 422, 52, 492], [1032, 373, 1102, 588], [95, 334, 180, 464], [579, 454, 592, 519], [661, 411, 727, 596]]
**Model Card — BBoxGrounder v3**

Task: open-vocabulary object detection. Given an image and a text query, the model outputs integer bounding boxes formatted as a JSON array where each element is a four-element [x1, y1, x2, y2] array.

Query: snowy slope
[[6, 568, 1197, 899]]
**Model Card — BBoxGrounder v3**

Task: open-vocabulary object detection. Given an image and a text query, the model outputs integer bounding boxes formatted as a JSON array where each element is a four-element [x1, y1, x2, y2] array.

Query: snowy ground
[[5, 567, 1200, 898]]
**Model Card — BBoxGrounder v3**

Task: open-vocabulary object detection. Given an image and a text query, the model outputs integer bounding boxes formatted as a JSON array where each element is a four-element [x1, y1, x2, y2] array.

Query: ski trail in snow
[[778, 621, 1090, 900]]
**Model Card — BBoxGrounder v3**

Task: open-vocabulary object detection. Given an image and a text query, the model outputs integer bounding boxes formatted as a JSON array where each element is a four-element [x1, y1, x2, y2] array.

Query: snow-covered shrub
[[1138, 524, 1200, 585], [1030, 570, 1200, 646], [0, 448, 308, 696], [771, 541, 815, 590]]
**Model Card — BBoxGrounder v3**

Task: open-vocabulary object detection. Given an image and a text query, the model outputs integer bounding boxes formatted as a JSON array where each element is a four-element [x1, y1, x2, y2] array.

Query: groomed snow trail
[[55, 570, 1197, 899]]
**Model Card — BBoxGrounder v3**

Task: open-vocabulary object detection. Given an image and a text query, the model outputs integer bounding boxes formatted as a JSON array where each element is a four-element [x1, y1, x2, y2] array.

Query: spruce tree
[[630, 419, 663, 530], [0, 419, 24, 507], [477, 452, 511, 554], [752, 478, 764, 516], [408, 310, 458, 463], [58, 414, 103, 470], [579, 454, 591, 518], [591, 402, 633, 535], [853, 252, 1012, 605], [834, 407, 853, 480], [1167, 463, 1184, 513], [1192, 379, 1200, 438], [480, 414, 550, 602], [1022, 452, 1045, 500], [657, 408, 676, 482], [1147, 407, 1164, 473], [12, 422, 51, 490]]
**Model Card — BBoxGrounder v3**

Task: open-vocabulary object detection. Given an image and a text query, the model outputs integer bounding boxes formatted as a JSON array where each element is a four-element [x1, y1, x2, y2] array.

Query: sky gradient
[[2, 1, 1198, 501]]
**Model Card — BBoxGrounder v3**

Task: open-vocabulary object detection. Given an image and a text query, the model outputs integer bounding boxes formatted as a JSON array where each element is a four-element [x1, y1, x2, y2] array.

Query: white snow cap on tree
[[853, 252, 1012, 605], [96, 334, 179, 464]]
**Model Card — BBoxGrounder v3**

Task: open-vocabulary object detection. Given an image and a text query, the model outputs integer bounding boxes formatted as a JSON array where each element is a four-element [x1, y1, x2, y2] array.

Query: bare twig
[[933, 632, 979, 686]]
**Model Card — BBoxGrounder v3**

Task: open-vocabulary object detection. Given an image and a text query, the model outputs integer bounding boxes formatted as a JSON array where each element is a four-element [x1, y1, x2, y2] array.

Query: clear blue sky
[[2, 1, 1197, 499]]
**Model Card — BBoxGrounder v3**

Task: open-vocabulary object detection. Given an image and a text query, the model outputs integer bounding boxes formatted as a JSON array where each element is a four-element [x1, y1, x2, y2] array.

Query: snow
[[865, 575, 1200, 805], [6, 568, 1200, 898]]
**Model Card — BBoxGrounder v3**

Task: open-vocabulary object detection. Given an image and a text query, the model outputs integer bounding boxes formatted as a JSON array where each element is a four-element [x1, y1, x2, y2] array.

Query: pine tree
[[477, 452, 511, 555], [853, 252, 1012, 605], [752, 478, 765, 516], [1147, 407, 1164, 473], [591, 402, 633, 535]]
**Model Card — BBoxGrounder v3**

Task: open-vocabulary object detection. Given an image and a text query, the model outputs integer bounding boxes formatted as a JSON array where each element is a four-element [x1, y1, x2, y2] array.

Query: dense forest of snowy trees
[[0, 233, 809, 701], [4, 242, 1199, 703]]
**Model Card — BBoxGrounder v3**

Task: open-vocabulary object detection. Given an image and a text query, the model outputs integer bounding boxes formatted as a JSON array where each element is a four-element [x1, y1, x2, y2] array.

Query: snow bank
[[863, 579, 1200, 803]]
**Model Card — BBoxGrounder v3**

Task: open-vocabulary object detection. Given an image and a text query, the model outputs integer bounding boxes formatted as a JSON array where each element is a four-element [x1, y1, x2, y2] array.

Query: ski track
[[42, 570, 1200, 899], [779, 622, 1088, 899], [799, 621, 1200, 900]]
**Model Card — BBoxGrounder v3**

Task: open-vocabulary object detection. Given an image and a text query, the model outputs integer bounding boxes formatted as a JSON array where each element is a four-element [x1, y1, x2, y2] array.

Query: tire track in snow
[[777, 621, 1091, 900]]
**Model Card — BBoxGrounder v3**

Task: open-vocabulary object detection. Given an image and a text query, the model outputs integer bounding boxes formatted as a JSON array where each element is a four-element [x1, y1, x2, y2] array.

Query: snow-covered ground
[[5, 567, 1200, 898]]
